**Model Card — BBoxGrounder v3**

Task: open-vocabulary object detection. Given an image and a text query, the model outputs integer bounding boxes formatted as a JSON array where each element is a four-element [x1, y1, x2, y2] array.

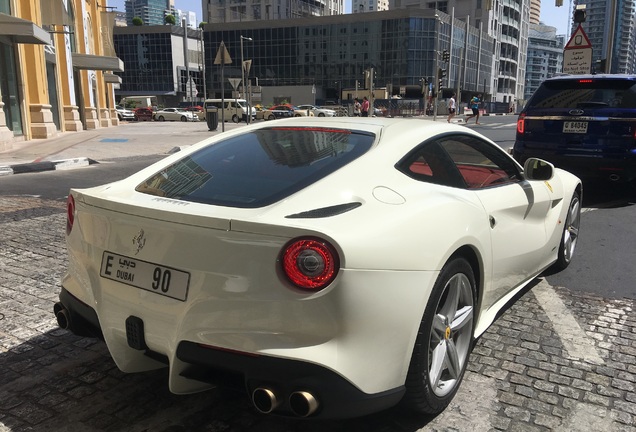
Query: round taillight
[[281, 238, 339, 290], [66, 194, 75, 235]]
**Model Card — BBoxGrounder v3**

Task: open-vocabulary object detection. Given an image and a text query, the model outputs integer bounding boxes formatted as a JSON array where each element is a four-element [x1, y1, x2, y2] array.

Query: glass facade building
[[125, 0, 170, 26], [114, 25, 204, 104], [203, 9, 494, 101]]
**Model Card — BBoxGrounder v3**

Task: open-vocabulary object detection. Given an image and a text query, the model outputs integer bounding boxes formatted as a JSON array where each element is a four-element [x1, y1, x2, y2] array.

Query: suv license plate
[[100, 252, 190, 301], [563, 121, 588, 133]]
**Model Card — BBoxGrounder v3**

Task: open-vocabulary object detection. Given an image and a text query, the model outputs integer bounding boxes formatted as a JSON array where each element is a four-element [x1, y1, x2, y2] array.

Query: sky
[[540, 0, 571, 35], [108, 0, 571, 35]]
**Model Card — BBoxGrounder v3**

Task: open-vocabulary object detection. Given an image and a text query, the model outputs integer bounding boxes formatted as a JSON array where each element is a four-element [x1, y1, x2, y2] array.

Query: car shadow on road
[[0, 325, 440, 432]]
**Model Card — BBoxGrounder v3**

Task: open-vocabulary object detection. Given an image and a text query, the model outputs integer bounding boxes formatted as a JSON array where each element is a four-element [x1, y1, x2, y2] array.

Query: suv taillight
[[281, 238, 339, 291], [517, 113, 526, 134]]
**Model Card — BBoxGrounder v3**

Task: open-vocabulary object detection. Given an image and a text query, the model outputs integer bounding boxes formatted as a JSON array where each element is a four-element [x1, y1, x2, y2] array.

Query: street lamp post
[[240, 35, 252, 123], [433, 16, 441, 121]]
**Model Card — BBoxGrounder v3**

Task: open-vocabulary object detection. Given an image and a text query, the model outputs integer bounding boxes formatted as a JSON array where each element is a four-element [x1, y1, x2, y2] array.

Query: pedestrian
[[361, 96, 370, 117], [465, 94, 481, 124], [353, 98, 361, 116], [447, 93, 456, 123]]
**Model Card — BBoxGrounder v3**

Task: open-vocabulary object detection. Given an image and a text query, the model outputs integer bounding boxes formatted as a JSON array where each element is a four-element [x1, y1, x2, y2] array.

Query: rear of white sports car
[[56, 121, 446, 419], [56, 118, 582, 419]]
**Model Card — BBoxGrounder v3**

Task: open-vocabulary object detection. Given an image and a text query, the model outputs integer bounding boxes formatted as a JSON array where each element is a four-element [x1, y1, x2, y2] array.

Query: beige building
[[0, 0, 124, 151]]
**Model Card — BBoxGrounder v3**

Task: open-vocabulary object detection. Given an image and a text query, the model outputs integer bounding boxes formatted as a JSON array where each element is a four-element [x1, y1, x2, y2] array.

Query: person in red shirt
[[361, 97, 370, 117]]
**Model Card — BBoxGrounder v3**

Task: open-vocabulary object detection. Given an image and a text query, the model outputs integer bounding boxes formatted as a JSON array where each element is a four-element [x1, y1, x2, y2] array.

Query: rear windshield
[[136, 127, 375, 208], [527, 78, 636, 109]]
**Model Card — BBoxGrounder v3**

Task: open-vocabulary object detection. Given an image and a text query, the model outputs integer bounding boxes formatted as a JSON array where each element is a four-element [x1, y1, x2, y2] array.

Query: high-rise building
[[203, 0, 344, 23], [353, 0, 390, 13], [529, 0, 540, 24], [524, 24, 563, 100], [201, 9, 494, 102], [391, 0, 529, 105], [125, 0, 171, 26], [573, 0, 636, 74]]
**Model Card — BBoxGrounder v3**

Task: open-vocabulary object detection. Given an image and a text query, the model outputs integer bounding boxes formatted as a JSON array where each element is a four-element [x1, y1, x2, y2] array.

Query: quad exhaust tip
[[252, 387, 320, 417], [54, 302, 71, 330], [289, 391, 319, 417], [252, 388, 280, 414]]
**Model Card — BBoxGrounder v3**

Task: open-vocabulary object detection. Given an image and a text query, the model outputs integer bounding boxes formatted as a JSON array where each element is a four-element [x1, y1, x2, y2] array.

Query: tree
[[198, 22, 207, 29], [132, 17, 143, 26], [164, 14, 176, 25]]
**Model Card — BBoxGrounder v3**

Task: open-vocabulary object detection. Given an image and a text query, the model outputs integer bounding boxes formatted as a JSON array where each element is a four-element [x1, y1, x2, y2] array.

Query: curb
[[0, 157, 96, 176]]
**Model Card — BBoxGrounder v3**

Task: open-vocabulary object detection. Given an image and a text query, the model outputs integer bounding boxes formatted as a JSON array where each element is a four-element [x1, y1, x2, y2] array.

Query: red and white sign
[[563, 24, 593, 74]]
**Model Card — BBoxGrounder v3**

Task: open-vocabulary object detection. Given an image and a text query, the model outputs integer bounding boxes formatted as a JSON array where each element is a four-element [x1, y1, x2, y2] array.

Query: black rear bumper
[[56, 288, 404, 419]]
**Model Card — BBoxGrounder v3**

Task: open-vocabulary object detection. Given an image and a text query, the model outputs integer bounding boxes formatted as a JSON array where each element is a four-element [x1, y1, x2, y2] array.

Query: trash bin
[[206, 107, 218, 131]]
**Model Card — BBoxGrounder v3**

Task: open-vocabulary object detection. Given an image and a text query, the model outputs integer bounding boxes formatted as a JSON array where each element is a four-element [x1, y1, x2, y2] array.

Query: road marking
[[424, 371, 497, 430], [561, 402, 616, 430], [533, 279, 604, 365]]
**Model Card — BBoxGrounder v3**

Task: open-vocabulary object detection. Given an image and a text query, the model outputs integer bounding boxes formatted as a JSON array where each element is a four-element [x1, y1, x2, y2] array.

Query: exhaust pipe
[[54, 302, 71, 330], [609, 174, 621, 182], [252, 387, 280, 414], [289, 391, 319, 417]]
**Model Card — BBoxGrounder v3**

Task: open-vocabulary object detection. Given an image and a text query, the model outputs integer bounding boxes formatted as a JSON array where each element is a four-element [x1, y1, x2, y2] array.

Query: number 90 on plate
[[100, 252, 190, 301]]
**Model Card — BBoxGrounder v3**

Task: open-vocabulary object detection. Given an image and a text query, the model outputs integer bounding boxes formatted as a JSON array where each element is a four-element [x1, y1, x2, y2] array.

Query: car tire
[[268, 114, 275, 121], [403, 257, 476, 415], [180, 116, 187, 122], [551, 191, 581, 271], [232, 114, 240, 123], [318, 113, 325, 117], [158, 116, 165, 122]]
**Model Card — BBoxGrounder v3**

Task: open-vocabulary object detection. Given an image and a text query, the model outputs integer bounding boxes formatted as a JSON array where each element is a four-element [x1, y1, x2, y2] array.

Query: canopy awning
[[0, 13, 51, 45], [103, 73, 122, 84], [72, 53, 124, 72]]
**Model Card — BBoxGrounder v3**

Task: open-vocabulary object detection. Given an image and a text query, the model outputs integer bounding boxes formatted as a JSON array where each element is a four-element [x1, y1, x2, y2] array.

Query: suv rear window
[[527, 78, 636, 109], [136, 127, 375, 208]]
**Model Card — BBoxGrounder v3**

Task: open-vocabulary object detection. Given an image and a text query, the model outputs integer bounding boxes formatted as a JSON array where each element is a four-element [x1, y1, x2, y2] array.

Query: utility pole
[[182, 18, 189, 104]]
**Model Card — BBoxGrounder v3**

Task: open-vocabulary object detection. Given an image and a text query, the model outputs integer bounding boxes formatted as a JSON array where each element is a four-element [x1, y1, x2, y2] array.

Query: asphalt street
[[1, 116, 635, 431]]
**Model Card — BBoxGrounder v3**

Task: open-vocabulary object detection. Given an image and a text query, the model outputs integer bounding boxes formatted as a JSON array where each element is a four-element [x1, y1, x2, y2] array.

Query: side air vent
[[286, 202, 362, 219]]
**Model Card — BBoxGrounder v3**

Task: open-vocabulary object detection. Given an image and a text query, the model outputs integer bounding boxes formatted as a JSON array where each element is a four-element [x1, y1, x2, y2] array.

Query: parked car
[[56, 117, 582, 419], [513, 74, 636, 187], [203, 99, 255, 123], [262, 104, 295, 120], [297, 104, 336, 117], [133, 107, 154, 122], [182, 105, 205, 120], [254, 106, 265, 120], [115, 105, 135, 121], [154, 108, 199, 122]]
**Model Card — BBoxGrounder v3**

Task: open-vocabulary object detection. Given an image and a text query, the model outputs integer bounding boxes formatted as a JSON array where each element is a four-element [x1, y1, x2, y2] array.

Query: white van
[[203, 99, 255, 123]]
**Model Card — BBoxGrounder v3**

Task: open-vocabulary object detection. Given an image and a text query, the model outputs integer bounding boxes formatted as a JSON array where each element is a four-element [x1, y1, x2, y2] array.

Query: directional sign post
[[214, 41, 233, 131], [563, 24, 593, 75]]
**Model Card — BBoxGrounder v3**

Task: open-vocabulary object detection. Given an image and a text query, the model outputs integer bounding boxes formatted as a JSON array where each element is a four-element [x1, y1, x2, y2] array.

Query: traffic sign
[[242, 59, 252, 76], [214, 41, 232, 65], [563, 24, 593, 74], [228, 78, 241, 89]]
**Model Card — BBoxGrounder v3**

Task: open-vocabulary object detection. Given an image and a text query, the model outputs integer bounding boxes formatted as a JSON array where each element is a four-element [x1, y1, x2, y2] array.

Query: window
[[137, 127, 375, 208], [398, 135, 521, 189]]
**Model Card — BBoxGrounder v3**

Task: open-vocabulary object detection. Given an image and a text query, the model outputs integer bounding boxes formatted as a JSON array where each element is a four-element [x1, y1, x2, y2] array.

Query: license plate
[[100, 252, 190, 301], [563, 121, 588, 133]]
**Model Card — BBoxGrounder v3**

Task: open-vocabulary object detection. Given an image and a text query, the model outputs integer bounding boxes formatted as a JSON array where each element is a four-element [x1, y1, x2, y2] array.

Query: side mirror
[[523, 158, 554, 181]]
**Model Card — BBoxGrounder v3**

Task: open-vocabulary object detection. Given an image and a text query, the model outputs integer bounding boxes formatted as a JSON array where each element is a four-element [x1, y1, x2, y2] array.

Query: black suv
[[513, 74, 636, 186]]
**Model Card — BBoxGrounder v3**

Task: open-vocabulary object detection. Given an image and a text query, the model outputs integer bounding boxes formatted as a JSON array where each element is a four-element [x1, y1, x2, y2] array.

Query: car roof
[[545, 74, 636, 82]]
